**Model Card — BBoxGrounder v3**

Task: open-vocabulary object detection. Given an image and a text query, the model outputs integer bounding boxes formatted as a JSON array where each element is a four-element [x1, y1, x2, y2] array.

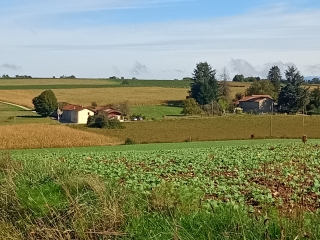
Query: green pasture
[[0, 102, 53, 125]]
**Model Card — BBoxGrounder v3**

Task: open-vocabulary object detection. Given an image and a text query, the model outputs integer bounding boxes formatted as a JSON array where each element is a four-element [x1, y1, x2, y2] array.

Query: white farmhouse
[[61, 104, 94, 124]]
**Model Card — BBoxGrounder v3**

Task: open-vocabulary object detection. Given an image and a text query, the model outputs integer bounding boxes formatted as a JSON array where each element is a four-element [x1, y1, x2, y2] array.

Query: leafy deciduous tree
[[245, 80, 278, 100], [232, 74, 245, 82], [219, 67, 231, 100], [234, 92, 244, 101], [32, 90, 58, 117], [307, 87, 320, 114]]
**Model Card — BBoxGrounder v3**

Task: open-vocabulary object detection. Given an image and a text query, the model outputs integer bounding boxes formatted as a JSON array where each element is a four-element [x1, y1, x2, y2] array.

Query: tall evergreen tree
[[189, 62, 218, 105], [278, 66, 309, 113], [267, 66, 282, 93]]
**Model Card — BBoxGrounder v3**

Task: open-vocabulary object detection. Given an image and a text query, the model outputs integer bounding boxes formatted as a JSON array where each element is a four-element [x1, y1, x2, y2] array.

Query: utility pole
[[270, 102, 273, 137], [302, 105, 305, 134]]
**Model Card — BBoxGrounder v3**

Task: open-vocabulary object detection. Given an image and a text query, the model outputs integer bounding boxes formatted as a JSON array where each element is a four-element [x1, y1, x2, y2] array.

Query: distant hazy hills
[[305, 76, 320, 81]]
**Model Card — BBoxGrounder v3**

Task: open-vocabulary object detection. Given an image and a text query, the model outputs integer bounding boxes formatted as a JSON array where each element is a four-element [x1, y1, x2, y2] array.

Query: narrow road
[[0, 100, 32, 111]]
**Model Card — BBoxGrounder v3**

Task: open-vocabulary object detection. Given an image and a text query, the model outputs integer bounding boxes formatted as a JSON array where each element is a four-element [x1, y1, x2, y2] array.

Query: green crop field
[[11, 140, 320, 212], [2, 140, 320, 239], [8, 138, 301, 154], [0, 78, 191, 90]]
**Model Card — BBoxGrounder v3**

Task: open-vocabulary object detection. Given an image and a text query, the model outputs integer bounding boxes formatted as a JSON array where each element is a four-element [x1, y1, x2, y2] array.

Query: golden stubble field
[[0, 83, 249, 108], [82, 115, 320, 144], [0, 87, 190, 108], [0, 124, 121, 149]]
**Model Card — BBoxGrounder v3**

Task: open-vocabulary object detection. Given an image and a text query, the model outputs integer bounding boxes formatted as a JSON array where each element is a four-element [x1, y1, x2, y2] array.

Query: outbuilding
[[238, 95, 274, 113]]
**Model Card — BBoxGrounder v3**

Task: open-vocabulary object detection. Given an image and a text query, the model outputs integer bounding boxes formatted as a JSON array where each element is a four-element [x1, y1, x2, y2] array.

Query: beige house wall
[[77, 109, 94, 124], [259, 98, 273, 113]]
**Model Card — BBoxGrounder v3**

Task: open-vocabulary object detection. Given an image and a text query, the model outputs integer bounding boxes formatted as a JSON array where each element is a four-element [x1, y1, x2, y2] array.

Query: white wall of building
[[77, 109, 94, 124]]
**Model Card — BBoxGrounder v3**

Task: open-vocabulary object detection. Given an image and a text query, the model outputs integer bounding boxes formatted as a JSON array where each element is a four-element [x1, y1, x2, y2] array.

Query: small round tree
[[32, 90, 58, 117], [181, 98, 202, 115]]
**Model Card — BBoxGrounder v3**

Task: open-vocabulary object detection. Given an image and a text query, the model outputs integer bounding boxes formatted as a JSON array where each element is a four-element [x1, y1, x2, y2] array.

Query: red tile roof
[[235, 95, 273, 105], [238, 95, 273, 103], [91, 106, 122, 115], [62, 104, 89, 111]]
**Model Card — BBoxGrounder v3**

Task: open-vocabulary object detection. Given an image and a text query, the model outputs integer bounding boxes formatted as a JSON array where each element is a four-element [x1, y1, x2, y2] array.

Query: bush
[[87, 114, 124, 129], [91, 101, 98, 107], [234, 107, 243, 114], [32, 90, 58, 117], [202, 101, 221, 115], [124, 138, 135, 145], [121, 80, 129, 85], [130, 114, 145, 121], [181, 98, 202, 115]]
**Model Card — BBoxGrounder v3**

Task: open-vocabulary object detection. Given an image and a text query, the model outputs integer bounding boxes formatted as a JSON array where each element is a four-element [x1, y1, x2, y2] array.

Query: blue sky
[[0, 0, 320, 79]]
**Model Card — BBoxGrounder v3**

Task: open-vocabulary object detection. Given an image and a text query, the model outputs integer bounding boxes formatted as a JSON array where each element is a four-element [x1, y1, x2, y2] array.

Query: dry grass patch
[[228, 82, 250, 97], [0, 124, 121, 150], [0, 87, 189, 108], [0, 83, 248, 109], [82, 115, 320, 144]]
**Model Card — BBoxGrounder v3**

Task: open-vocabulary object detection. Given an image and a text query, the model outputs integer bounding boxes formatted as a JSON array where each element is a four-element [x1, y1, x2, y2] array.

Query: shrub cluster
[[124, 138, 135, 145], [87, 114, 124, 129], [130, 113, 145, 121]]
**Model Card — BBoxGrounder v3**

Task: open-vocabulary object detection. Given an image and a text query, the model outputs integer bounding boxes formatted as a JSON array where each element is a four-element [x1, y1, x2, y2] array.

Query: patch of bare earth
[[0, 124, 121, 150], [248, 161, 320, 214]]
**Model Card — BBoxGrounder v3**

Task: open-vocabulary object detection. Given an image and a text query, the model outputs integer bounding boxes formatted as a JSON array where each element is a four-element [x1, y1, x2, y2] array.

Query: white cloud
[[0, 63, 21, 70], [229, 59, 297, 78], [131, 61, 148, 76], [305, 64, 320, 75]]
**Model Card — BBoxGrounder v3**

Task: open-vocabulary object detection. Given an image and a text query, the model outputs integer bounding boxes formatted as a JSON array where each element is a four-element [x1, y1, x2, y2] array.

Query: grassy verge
[[0, 102, 54, 126]]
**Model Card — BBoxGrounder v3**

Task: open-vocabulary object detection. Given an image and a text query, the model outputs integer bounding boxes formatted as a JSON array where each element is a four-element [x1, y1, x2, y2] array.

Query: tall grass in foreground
[[1, 152, 320, 239]]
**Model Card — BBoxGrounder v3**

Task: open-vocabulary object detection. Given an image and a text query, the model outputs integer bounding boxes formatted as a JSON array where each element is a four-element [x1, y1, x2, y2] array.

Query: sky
[[0, 0, 320, 79]]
